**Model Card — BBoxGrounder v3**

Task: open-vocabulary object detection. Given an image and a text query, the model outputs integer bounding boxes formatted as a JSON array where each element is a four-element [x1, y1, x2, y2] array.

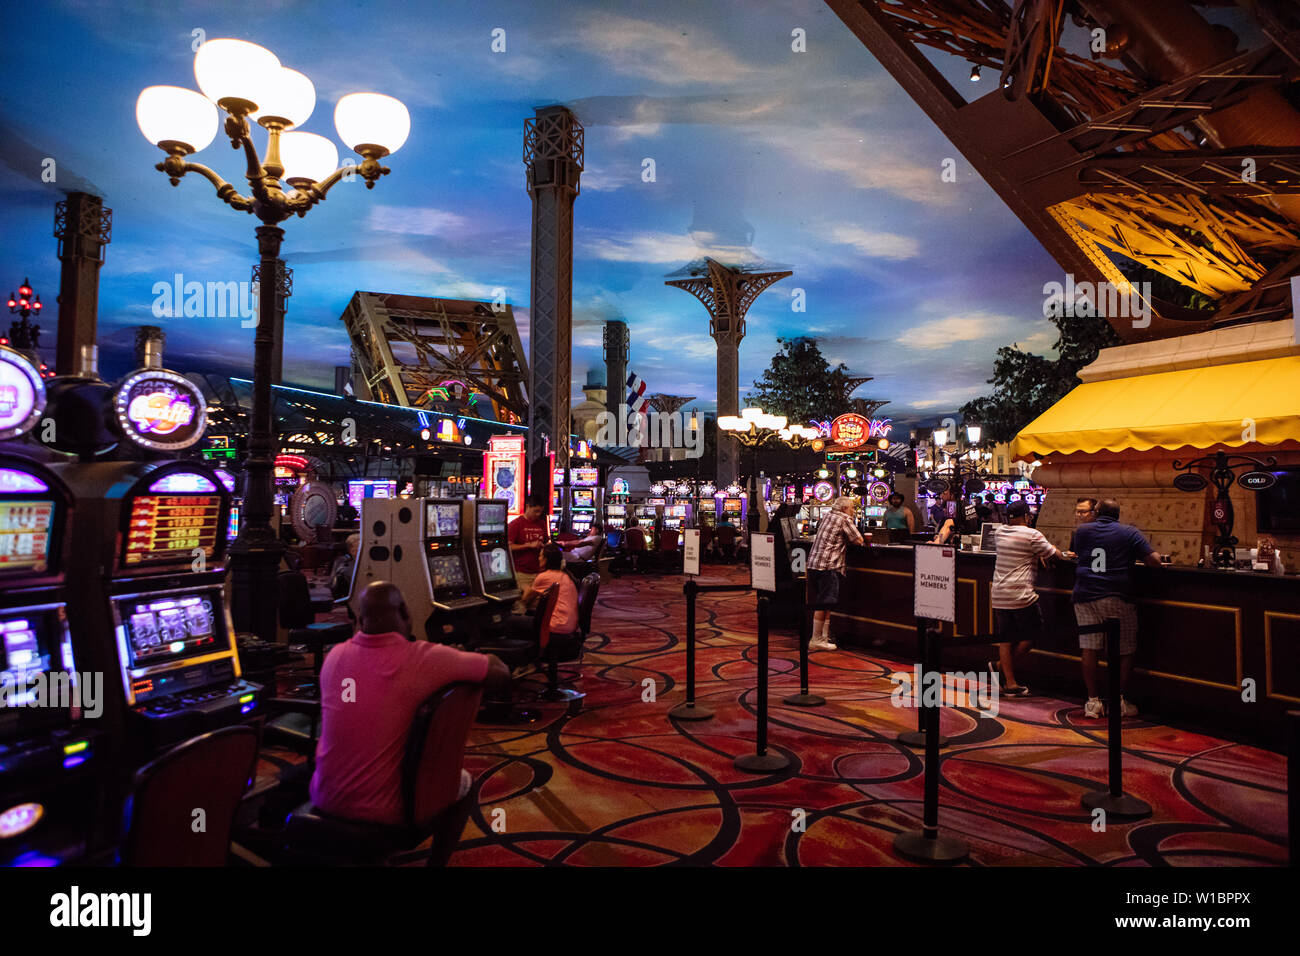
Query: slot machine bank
[[0, 346, 102, 864], [51, 361, 261, 759]]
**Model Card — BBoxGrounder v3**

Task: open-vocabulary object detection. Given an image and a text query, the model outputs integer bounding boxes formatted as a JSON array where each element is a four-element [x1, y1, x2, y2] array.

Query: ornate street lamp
[[718, 407, 793, 532], [136, 39, 410, 640], [6, 277, 45, 354]]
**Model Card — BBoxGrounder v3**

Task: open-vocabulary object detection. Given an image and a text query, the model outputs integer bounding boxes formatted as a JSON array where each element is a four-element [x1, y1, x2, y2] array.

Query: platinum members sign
[[914, 543, 956, 623]]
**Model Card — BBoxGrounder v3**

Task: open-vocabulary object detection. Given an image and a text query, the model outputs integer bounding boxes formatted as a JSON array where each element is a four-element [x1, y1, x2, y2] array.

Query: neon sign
[[114, 370, 206, 451], [0, 345, 45, 441], [827, 413, 891, 448]]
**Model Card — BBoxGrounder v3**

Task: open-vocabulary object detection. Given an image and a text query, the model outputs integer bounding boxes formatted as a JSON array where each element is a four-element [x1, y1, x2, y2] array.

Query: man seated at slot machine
[[562, 520, 604, 563], [507, 497, 550, 597], [504, 545, 581, 643], [311, 581, 510, 825]]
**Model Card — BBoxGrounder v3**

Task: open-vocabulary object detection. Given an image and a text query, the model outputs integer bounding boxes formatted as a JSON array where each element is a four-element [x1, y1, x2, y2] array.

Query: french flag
[[625, 371, 649, 412]]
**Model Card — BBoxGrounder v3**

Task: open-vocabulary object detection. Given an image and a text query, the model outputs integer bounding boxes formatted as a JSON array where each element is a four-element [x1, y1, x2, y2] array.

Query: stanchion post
[[893, 624, 968, 864], [1080, 617, 1151, 820], [669, 578, 713, 721], [784, 592, 825, 707], [735, 595, 790, 773], [899, 620, 947, 748]]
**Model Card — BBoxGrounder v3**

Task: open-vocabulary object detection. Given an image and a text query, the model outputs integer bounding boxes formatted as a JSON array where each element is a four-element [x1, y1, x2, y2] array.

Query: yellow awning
[[1011, 355, 1300, 458]]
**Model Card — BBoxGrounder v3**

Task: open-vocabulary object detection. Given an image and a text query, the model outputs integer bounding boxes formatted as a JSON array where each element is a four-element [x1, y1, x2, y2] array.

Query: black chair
[[282, 681, 484, 866], [118, 725, 259, 866], [539, 573, 598, 703], [264, 571, 352, 755], [473, 588, 554, 723]]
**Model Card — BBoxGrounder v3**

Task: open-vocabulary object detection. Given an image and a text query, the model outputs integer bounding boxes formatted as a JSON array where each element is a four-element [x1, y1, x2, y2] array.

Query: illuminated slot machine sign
[[114, 370, 206, 453], [121, 472, 224, 569], [483, 435, 526, 518]]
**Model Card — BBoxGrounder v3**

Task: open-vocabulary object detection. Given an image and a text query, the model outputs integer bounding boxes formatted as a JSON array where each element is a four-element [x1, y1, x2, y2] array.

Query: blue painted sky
[[2, 0, 1065, 423]]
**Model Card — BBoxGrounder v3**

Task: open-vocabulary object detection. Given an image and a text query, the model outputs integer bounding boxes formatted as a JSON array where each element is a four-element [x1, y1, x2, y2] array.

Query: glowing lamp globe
[[194, 39, 281, 113], [252, 67, 316, 128], [334, 93, 409, 156], [136, 86, 218, 153], [279, 132, 339, 185]]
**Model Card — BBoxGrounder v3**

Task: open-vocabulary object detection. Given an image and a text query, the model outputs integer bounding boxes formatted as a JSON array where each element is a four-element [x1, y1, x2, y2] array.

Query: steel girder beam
[[1077, 147, 1300, 196]]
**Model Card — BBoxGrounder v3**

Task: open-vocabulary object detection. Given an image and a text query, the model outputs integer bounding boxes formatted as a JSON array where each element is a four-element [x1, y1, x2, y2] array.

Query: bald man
[[310, 581, 509, 826]]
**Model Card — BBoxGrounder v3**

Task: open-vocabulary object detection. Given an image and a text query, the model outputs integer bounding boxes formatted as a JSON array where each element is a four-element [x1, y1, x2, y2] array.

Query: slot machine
[[569, 465, 601, 535], [55, 363, 259, 755], [633, 503, 660, 533], [0, 347, 103, 865], [661, 504, 689, 544], [605, 502, 628, 530], [696, 497, 717, 528], [464, 498, 521, 631], [353, 498, 486, 643], [721, 497, 745, 526]]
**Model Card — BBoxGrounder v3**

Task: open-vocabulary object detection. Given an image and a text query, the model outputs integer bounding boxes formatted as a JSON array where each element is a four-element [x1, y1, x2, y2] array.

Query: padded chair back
[[576, 572, 600, 639], [657, 529, 679, 553], [278, 569, 316, 630], [401, 681, 484, 830], [119, 725, 259, 866], [626, 527, 647, 552], [700, 525, 714, 550], [717, 526, 738, 546], [533, 584, 562, 652]]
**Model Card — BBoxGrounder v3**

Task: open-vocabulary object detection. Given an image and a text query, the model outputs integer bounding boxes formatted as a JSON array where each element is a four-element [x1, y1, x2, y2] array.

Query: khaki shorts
[[1074, 597, 1137, 655]]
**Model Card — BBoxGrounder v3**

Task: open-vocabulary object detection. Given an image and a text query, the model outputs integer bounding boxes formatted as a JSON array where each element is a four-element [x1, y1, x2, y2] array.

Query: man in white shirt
[[990, 500, 1061, 696]]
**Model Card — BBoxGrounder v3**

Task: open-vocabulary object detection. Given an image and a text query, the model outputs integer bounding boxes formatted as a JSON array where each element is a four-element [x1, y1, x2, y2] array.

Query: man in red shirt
[[310, 581, 509, 825], [508, 497, 550, 596]]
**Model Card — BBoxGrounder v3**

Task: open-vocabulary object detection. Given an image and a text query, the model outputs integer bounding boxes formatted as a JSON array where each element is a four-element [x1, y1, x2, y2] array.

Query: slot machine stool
[[474, 587, 561, 723], [282, 681, 483, 866]]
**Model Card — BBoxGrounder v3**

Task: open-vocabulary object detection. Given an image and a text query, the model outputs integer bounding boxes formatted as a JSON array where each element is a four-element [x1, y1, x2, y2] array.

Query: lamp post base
[[228, 531, 286, 643]]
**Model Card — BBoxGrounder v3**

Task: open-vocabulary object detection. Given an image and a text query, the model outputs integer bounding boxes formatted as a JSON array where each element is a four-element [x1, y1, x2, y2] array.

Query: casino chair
[[715, 524, 738, 562], [117, 725, 259, 866], [651, 528, 682, 573], [534, 575, 594, 705], [622, 525, 649, 574], [472, 587, 555, 723], [281, 681, 484, 866], [263, 570, 352, 756]]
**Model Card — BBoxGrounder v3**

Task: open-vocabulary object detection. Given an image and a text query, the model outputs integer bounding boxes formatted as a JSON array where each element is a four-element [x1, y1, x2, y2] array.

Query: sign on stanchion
[[750, 533, 777, 592], [682, 528, 701, 577], [900, 544, 955, 748]]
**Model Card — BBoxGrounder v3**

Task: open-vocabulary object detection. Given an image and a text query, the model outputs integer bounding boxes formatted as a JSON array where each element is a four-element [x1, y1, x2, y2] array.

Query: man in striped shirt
[[806, 496, 867, 651], [989, 500, 1061, 696]]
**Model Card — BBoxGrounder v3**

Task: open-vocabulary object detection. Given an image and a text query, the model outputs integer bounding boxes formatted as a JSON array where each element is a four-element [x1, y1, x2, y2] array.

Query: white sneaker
[[809, 638, 837, 651], [1083, 697, 1105, 719], [1120, 698, 1138, 717]]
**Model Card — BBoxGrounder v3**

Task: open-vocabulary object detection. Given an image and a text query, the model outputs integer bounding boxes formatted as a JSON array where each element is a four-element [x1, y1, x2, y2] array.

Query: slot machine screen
[[477, 502, 508, 535], [122, 495, 223, 567], [425, 501, 461, 538], [551, 489, 563, 509], [115, 589, 226, 669], [0, 500, 55, 575], [479, 546, 513, 583], [572, 489, 595, 508], [427, 553, 468, 590], [0, 607, 73, 733], [606, 504, 626, 519], [723, 498, 743, 515]]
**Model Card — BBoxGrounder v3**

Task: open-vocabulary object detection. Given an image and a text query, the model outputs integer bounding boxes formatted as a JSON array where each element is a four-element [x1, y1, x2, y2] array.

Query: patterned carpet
[[448, 565, 1288, 867]]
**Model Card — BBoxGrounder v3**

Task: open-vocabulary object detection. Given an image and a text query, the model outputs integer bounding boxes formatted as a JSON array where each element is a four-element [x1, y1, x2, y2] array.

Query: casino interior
[[0, 0, 1297, 887]]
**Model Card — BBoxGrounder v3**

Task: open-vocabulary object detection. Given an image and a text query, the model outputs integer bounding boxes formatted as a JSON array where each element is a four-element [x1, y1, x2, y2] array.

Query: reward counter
[[833, 543, 1300, 746]]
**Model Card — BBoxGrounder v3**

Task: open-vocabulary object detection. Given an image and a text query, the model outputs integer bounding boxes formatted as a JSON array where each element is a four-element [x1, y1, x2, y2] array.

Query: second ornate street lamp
[[136, 38, 410, 641], [719, 407, 812, 532], [6, 277, 45, 354]]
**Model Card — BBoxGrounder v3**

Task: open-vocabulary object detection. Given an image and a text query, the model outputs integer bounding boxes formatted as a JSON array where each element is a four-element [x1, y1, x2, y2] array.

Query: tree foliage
[[746, 337, 855, 425], [959, 312, 1121, 445]]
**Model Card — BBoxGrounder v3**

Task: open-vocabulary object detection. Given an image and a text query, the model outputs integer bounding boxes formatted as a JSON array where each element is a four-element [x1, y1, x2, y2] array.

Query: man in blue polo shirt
[[1071, 498, 1163, 718]]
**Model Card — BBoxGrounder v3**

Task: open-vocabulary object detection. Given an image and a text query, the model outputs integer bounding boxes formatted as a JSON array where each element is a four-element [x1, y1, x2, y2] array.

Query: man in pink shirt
[[310, 581, 509, 826]]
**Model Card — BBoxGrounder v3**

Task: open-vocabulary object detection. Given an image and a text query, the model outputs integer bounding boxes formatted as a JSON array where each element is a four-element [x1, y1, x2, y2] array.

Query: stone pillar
[[54, 192, 112, 376]]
